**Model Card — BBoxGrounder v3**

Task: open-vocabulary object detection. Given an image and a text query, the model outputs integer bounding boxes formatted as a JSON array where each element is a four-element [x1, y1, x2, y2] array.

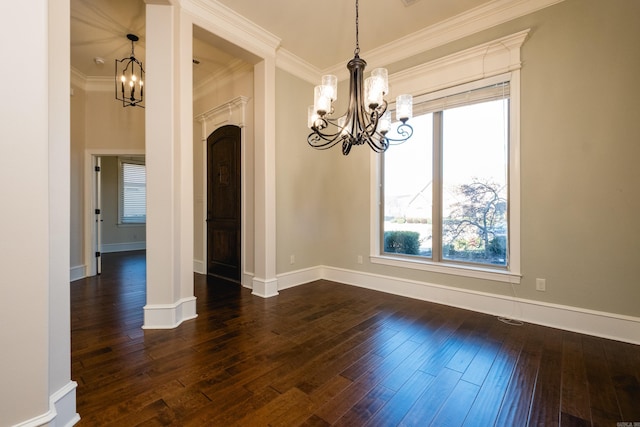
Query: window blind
[[120, 160, 146, 224]]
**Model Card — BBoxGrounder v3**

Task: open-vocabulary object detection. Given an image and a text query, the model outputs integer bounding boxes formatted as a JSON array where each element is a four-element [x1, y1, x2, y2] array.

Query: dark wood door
[[207, 125, 241, 281]]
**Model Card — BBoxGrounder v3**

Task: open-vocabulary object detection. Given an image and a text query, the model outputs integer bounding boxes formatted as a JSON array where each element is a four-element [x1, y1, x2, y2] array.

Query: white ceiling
[[70, 0, 494, 83]]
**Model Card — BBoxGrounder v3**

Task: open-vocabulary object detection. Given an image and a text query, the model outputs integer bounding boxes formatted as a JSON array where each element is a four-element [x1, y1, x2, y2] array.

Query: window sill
[[117, 222, 146, 227], [370, 255, 521, 284]]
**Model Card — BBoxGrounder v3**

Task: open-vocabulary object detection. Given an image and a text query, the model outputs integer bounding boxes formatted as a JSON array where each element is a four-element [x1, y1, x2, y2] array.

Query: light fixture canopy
[[307, 0, 413, 155], [115, 34, 144, 108]]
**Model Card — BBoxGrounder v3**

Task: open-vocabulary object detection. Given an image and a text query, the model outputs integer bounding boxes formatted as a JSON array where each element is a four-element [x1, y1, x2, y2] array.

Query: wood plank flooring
[[71, 251, 640, 426]]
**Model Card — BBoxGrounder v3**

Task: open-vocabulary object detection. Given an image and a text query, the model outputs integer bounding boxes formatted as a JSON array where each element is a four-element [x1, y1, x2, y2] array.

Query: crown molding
[[70, 67, 86, 90], [183, 0, 281, 59], [275, 48, 321, 85], [364, 0, 563, 70], [285, 0, 564, 83]]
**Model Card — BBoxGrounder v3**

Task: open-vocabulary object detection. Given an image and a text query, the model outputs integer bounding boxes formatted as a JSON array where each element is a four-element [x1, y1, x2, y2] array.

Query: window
[[119, 158, 146, 224], [370, 31, 526, 283], [382, 82, 509, 267], [374, 77, 519, 283]]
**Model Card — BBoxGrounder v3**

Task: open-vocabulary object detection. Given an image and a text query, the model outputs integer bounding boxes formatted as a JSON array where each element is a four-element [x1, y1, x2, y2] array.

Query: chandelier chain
[[354, 0, 360, 57]]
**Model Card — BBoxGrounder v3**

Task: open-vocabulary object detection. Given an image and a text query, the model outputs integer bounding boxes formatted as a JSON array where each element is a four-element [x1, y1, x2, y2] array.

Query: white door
[[94, 156, 103, 275]]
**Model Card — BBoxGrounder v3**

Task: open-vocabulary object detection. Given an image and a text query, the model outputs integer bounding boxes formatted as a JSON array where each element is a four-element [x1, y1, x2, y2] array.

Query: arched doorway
[[207, 124, 242, 282]]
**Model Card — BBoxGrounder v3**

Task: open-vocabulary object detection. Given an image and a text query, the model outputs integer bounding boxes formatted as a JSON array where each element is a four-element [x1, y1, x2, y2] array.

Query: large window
[[119, 158, 146, 224], [383, 82, 509, 267], [374, 76, 520, 283], [370, 31, 526, 282]]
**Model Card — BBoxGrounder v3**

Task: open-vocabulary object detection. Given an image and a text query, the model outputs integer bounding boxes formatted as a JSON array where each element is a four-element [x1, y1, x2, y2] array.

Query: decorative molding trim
[[390, 29, 529, 97], [251, 277, 279, 298], [85, 76, 113, 92], [13, 381, 79, 427], [70, 264, 86, 282], [195, 96, 249, 128], [328, 0, 560, 81], [101, 241, 146, 254], [70, 67, 86, 90], [275, 48, 321, 85], [142, 297, 198, 330], [280, 0, 561, 83], [276, 266, 640, 345], [70, 67, 112, 92], [183, 0, 281, 59]]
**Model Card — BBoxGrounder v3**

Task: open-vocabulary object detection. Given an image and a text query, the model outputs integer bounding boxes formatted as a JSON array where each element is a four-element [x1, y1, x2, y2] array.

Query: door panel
[[207, 125, 241, 281]]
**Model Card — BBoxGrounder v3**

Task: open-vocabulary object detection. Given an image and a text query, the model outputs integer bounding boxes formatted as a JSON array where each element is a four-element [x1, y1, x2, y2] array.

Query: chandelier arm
[[308, 133, 342, 150], [383, 123, 415, 144], [308, 116, 348, 149]]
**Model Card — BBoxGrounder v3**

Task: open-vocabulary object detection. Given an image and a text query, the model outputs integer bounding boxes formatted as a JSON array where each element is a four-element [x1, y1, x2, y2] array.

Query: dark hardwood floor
[[71, 251, 640, 426]]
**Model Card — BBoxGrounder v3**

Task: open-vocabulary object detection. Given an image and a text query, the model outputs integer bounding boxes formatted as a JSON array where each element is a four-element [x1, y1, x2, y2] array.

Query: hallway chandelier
[[115, 34, 144, 108], [307, 0, 413, 155]]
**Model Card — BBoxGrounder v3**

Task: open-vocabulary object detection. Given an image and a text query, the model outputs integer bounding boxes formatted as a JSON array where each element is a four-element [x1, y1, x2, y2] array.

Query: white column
[[0, 0, 77, 424], [144, 2, 196, 328], [252, 57, 279, 297], [48, 0, 79, 423]]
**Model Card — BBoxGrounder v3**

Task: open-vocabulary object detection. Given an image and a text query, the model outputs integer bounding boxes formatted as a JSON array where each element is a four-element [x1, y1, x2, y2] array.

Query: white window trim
[[370, 30, 529, 284]]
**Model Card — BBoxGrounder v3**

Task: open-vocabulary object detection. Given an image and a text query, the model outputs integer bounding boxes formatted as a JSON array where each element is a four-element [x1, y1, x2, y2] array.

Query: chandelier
[[115, 34, 144, 108], [307, 0, 413, 155]]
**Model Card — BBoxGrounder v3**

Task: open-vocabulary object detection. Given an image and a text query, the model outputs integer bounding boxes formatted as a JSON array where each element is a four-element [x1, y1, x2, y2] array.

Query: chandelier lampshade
[[307, 0, 413, 155], [115, 34, 144, 108]]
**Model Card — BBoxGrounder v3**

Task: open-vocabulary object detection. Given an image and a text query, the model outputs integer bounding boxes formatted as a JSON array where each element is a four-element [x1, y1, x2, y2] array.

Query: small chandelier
[[115, 34, 144, 108], [307, 0, 413, 155]]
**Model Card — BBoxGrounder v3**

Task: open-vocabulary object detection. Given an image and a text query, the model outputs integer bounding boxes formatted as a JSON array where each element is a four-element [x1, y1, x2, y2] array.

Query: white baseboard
[[142, 296, 198, 329], [276, 265, 640, 345], [13, 381, 79, 427], [193, 259, 205, 275], [251, 277, 279, 298], [277, 266, 322, 290], [242, 272, 254, 289], [101, 241, 146, 253], [70, 265, 86, 282]]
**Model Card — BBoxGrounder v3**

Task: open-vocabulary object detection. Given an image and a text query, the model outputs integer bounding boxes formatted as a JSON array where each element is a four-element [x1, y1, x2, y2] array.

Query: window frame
[[118, 157, 146, 225], [370, 30, 528, 284]]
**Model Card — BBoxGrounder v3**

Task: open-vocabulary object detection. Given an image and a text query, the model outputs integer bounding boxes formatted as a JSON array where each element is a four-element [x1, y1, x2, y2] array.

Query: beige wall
[[84, 90, 145, 149], [99, 156, 146, 249], [274, 0, 640, 317], [275, 68, 357, 273], [70, 87, 146, 274]]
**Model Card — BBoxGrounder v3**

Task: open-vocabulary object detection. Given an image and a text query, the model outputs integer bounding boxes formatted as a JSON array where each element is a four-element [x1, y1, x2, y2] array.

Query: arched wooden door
[[207, 125, 241, 282]]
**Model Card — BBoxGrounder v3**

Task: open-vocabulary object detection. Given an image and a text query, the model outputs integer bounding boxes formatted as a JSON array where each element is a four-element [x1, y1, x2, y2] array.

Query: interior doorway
[[85, 150, 146, 277], [207, 125, 241, 282]]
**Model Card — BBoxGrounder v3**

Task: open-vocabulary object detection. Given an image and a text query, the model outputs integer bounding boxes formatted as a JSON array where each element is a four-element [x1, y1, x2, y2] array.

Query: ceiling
[[71, 0, 494, 83]]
